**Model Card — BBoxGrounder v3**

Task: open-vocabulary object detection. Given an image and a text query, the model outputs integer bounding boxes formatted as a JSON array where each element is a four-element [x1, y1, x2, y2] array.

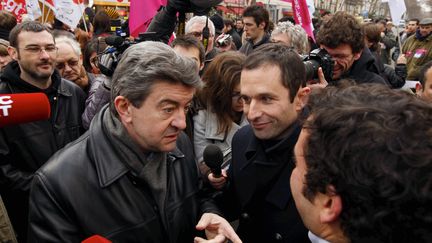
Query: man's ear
[[7, 46, 18, 60], [353, 50, 362, 61], [415, 82, 423, 96], [295, 86, 311, 112], [319, 185, 342, 224], [114, 96, 133, 124], [258, 21, 266, 30]]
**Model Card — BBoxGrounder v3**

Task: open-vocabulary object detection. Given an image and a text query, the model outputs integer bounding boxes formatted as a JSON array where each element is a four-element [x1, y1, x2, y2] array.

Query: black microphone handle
[[210, 166, 222, 177]]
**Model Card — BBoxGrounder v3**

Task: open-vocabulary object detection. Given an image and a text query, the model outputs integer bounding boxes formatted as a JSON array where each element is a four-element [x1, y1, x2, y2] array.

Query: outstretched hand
[[195, 213, 242, 243]]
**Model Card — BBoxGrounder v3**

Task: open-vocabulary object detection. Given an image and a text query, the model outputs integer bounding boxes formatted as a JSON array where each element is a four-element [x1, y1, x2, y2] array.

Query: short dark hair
[[316, 11, 364, 54], [419, 61, 432, 89], [302, 83, 432, 242], [9, 21, 53, 48], [223, 18, 234, 29], [0, 10, 17, 31], [171, 35, 205, 65], [409, 18, 420, 25], [242, 5, 270, 31], [243, 43, 306, 103], [93, 10, 111, 35]]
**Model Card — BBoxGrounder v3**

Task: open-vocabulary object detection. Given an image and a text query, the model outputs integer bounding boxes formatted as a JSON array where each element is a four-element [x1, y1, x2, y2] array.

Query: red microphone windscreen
[[0, 93, 50, 127], [81, 235, 112, 243]]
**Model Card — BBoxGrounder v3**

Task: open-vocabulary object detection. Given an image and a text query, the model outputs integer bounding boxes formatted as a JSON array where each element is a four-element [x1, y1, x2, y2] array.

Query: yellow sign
[[94, 0, 129, 7]]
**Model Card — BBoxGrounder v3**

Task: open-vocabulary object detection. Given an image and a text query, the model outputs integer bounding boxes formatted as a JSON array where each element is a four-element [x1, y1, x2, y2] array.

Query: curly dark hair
[[302, 83, 432, 242], [316, 11, 364, 54], [198, 51, 245, 135]]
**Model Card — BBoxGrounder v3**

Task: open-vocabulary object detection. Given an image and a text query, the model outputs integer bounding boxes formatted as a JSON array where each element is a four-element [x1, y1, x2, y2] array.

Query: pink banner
[[290, 0, 314, 41], [129, 0, 167, 37]]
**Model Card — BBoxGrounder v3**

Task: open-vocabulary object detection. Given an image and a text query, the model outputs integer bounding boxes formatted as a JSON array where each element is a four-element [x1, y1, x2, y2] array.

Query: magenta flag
[[129, 0, 167, 37], [288, 0, 314, 41]]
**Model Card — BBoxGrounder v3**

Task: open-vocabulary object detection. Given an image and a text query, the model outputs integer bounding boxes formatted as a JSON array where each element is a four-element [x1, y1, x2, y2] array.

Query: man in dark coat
[[28, 41, 240, 243], [208, 43, 311, 242], [316, 12, 387, 85], [0, 21, 85, 242], [239, 5, 271, 55]]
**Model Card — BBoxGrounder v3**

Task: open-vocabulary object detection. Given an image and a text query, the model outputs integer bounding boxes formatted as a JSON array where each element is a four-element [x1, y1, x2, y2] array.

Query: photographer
[[316, 12, 387, 85]]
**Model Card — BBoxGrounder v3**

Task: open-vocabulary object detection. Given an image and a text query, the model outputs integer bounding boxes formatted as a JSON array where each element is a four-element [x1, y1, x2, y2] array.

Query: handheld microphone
[[203, 144, 223, 177], [81, 235, 112, 243], [0, 93, 50, 127], [105, 35, 124, 47]]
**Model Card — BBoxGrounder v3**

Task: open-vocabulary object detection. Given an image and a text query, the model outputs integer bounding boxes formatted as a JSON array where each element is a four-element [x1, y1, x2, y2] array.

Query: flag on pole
[[26, 0, 42, 20], [287, 0, 315, 41], [54, 0, 84, 28], [39, 0, 54, 10], [129, 0, 167, 37], [388, 0, 406, 26]]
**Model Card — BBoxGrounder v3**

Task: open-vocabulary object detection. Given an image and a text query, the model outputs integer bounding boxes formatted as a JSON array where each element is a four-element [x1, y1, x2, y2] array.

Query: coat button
[[274, 233, 283, 241]]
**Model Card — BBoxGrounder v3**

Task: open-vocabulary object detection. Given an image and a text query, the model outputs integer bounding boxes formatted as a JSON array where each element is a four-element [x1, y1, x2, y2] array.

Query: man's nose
[[246, 100, 262, 121], [171, 109, 187, 130]]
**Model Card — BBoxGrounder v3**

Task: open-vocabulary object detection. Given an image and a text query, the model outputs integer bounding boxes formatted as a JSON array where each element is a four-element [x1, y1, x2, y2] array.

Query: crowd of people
[[0, 1, 431, 242]]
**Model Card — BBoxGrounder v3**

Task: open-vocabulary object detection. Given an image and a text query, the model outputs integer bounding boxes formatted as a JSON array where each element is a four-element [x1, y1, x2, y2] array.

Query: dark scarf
[[102, 109, 167, 215], [416, 28, 432, 41]]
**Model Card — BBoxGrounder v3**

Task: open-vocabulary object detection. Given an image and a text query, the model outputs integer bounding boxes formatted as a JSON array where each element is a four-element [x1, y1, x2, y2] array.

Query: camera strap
[[177, 12, 186, 36], [202, 16, 210, 52]]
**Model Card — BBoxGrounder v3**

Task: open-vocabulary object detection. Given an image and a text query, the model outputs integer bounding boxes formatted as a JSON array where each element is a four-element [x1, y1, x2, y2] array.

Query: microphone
[[105, 35, 124, 47], [203, 144, 223, 177], [81, 235, 112, 243], [0, 93, 50, 127]]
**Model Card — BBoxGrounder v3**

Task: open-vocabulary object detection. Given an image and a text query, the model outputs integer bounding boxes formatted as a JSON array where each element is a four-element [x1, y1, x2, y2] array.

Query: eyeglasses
[[20, 45, 58, 54], [56, 59, 80, 70], [90, 56, 99, 66]]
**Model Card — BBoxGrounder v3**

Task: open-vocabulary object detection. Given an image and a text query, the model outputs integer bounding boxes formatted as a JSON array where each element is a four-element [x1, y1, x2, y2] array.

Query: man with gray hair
[[185, 15, 219, 72], [55, 36, 90, 91], [28, 41, 240, 243], [271, 21, 310, 55]]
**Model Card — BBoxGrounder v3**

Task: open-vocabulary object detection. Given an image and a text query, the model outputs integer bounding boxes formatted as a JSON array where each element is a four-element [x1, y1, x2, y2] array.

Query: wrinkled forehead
[[18, 30, 55, 47]]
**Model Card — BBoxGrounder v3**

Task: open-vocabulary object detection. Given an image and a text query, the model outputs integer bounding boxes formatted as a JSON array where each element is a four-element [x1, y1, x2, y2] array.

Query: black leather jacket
[[28, 107, 220, 242]]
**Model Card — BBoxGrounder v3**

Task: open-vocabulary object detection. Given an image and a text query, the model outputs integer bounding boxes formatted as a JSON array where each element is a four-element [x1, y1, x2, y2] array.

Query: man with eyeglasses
[[0, 21, 85, 242], [185, 15, 220, 74], [316, 12, 387, 85], [55, 35, 90, 92]]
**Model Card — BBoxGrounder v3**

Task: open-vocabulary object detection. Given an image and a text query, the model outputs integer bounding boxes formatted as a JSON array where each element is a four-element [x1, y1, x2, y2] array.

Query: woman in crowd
[[193, 51, 247, 178], [363, 22, 406, 88]]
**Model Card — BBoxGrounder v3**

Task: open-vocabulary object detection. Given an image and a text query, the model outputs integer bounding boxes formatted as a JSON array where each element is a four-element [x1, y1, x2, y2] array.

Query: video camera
[[98, 32, 158, 77], [302, 48, 334, 83]]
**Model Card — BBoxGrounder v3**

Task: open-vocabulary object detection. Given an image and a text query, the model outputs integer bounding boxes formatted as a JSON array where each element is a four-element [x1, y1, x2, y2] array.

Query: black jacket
[[217, 124, 309, 243], [82, 74, 111, 130], [28, 107, 220, 242], [0, 61, 85, 241], [239, 33, 271, 56], [342, 48, 388, 85]]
